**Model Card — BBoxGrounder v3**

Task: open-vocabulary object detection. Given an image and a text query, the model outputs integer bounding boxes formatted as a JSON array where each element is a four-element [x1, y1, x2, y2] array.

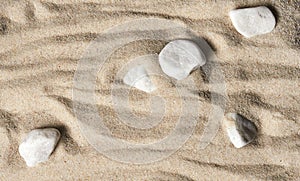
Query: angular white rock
[[19, 128, 61, 167], [229, 6, 276, 38], [123, 65, 156, 93], [223, 113, 257, 148], [159, 40, 206, 80]]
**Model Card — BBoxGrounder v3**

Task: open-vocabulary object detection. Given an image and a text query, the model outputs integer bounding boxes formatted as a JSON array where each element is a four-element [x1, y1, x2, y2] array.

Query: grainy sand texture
[[0, 0, 299, 180]]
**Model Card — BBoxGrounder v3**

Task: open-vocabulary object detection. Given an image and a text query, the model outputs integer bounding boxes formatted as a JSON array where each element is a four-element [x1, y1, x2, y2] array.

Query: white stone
[[158, 40, 206, 80], [229, 6, 276, 38], [19, 128, 61, 167], [123, 65, 156, 93], [223, 113, 257, 148]]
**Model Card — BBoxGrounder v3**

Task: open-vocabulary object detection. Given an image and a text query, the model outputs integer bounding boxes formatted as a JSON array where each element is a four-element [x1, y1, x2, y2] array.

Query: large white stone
[[223, 113, 257, 148], [229, 6, 276, 38], [123, 65, 156, 93], [19, 128, 61, 167], [159, 40, 206, 80]]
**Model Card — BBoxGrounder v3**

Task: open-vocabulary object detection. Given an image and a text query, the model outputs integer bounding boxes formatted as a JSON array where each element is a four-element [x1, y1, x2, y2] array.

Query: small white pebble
[[229, 6, 276, 38], [159, 39, 206, 80], [19, 128, 61, 167], [123, 65, 156, 93], [223, 113, 258, 148]]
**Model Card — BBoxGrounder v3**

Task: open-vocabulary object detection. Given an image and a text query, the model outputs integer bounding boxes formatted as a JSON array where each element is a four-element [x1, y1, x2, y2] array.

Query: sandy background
[[0, 0, 299, 180]]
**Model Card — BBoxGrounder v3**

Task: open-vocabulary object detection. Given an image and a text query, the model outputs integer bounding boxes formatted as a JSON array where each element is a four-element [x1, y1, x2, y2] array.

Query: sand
[[0, 0, 299, 180]]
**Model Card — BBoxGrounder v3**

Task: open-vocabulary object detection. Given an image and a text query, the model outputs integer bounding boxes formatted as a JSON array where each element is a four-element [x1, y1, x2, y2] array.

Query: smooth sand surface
[[0, 0, 299, 180]]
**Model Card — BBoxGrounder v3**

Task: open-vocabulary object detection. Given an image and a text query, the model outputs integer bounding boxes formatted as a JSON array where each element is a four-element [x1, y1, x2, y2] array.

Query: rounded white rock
[[223, 113, 258, 148], [158, 39, 206, 80], [123, 65, 156, 93], [229, 6, 276, 38], [18, 128, 61, 167]]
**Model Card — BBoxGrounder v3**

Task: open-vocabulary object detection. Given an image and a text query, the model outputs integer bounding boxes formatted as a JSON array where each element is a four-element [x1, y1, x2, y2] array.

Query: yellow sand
[[0, 0, 299, 180]]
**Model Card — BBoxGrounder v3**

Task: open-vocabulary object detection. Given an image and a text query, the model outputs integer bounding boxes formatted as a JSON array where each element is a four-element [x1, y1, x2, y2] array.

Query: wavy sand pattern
[[0, 0, 299, 180]]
